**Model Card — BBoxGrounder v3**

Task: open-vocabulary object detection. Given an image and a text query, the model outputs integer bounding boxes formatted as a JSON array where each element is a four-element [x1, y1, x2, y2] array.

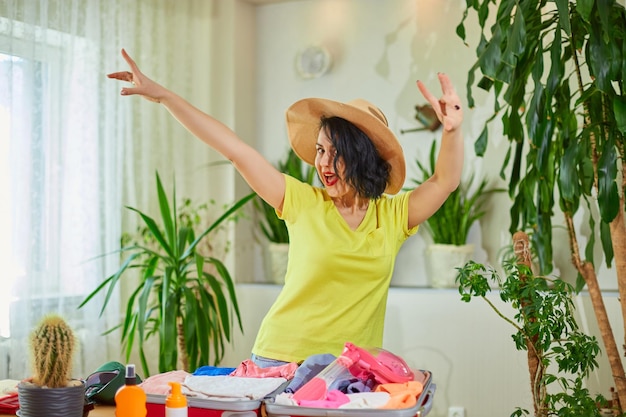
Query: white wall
[[246, 0, 618, 288], [217, 0, 624, 416]]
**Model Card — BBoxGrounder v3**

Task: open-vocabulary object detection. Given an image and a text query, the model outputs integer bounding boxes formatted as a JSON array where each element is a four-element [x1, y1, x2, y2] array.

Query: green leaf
[[474, 125, 489, 156], [506, 107, 524, 144], [100, 252, 142, 317], [614, 95, 626, 135], [455, 19, 467, 43], [597, 0, 612, 44], [510, 6, 526, 57], [588, 16, 612, 92], [136, 274, 156, 344], [478, 0, 490, 28], [155, 172, 177, 257], [601, 220, 614, 267], [211, 257, 243, 332], [546, 26, 563, 96], [554, 0, 571, 36], [128, 207, 174, 258], [509, 141, 524, 198], [160, 269, 179, 372], [597, 140, 619, 223], [204, 271, 231, 334], [478, 25, 502, 80], [558, 145, 580, 214], [576, 0, 594, 22]]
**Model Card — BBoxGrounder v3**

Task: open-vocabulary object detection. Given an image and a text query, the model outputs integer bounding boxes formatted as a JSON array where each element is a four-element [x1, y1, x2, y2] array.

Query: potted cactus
[[17, 314, 87, 417]]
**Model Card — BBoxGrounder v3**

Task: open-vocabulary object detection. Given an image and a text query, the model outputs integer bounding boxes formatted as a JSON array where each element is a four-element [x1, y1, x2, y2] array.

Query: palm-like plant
[[456, 0, 626, 406], [80, 172, 254, 376], [406, 140, 504, 246]]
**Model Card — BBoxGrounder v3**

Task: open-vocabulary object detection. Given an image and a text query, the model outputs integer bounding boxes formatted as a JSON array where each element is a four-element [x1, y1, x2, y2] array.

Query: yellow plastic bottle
[[114, 364, 147, 417], [165, 381, 188, 417]]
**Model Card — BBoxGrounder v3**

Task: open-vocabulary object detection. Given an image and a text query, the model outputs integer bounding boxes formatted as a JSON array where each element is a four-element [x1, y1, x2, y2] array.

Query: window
[[0, 23, 108, 339]]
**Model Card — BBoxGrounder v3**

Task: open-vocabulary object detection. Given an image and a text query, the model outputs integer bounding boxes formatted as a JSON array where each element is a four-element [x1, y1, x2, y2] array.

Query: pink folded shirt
[[230, 359, 298, 379], [139, 370, 191, 395], [298, 390, 350, 408]]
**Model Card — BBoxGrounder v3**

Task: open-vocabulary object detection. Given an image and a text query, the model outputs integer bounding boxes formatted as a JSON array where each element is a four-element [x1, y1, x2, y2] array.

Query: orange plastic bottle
[[114, 364, 147, 417], [165, 381, 188, 417]]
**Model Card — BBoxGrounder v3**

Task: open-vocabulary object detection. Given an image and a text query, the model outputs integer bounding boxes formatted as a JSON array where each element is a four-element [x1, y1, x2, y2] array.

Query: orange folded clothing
[[374, 380, 424, 409]]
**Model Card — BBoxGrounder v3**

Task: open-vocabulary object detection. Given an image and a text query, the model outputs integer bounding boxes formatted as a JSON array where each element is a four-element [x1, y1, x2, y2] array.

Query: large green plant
[[456, 0, 626, 405], [80, 172, 254, 376], [458, 233, 602, 417], [255, 149, 316, 243], [406, 140, 504, 245]]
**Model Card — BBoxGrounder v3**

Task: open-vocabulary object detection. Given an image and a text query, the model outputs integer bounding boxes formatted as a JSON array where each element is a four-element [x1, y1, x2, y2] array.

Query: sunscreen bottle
[[165, 381, 188, 417], [115, 364, 147, 417]]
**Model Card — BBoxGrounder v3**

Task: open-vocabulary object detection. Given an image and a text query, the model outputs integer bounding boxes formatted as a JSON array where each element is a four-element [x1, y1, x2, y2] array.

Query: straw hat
[[285, 98, 405, 195]]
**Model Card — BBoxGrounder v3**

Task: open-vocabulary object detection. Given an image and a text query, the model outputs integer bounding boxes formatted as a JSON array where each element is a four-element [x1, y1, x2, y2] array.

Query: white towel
[[183, 375, 287, 401]]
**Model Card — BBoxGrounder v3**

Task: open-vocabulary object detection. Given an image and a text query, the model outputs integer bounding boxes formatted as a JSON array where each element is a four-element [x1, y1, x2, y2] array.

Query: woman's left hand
[[416, 73, 463, 132]]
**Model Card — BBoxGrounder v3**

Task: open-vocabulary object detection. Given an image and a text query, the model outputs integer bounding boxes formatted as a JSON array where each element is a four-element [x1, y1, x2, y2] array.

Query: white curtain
[[0, 0, 215, 380]]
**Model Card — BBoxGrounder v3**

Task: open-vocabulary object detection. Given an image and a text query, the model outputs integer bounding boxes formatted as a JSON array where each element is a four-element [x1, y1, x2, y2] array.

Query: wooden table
[[1, 404, 116, 416], [88, 405, 116, 416]]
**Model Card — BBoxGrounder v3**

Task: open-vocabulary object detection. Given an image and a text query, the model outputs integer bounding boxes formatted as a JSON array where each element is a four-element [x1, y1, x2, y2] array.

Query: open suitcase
[[263, 370, 435, 417], [146, 370, 435, 417], [146, 343, 435, 417]]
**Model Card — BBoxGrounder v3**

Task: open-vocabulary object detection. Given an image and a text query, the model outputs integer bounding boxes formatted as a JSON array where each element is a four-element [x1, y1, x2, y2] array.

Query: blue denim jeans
[[250, 353, 291, 368]]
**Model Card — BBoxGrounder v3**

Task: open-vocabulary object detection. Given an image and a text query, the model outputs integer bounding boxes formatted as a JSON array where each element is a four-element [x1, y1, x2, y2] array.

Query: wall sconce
[[400, 104, 441, 134], [295, 45, 332, 79]]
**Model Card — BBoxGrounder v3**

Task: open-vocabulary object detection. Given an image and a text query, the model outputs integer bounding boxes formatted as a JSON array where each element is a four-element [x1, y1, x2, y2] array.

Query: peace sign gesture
[[417, 73, 463, 132]]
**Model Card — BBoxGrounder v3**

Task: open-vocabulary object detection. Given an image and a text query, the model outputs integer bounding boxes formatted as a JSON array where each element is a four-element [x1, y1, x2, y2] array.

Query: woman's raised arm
[[406, 73, 465, 229], [108, 49, 286, 210]]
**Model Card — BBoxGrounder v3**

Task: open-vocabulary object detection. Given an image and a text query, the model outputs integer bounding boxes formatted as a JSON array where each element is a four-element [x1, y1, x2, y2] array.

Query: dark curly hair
[[319, 116, 391, 199]]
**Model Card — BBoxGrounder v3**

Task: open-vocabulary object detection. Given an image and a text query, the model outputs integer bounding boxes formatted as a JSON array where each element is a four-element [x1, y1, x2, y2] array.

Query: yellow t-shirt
[[252, 174, 418, 363]]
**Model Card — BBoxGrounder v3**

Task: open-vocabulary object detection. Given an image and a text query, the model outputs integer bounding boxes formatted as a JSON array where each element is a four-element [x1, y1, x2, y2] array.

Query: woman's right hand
[[107, 48, 165, 103]]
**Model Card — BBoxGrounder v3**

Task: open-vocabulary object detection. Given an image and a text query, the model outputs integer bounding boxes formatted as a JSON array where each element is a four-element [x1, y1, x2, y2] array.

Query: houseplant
[[17, 314, 86, 417], [457, 0, 626, 406], [80, 172, 255, 376], [255, 148, 315, 283], [457, 232, 603, 417], [406, 139, 504, 287]]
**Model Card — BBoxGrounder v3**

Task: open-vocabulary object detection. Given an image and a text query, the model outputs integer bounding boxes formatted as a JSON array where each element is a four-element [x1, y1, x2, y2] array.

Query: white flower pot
[[425, 243, 475, 288]]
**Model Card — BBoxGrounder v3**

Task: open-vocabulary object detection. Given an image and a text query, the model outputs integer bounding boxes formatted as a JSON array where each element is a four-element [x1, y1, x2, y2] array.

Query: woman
[[108, 49, 464, 367]]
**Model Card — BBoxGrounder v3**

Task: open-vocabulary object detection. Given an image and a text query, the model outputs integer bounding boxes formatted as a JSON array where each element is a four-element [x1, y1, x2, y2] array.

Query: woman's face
[[315, 128, 350, 197]]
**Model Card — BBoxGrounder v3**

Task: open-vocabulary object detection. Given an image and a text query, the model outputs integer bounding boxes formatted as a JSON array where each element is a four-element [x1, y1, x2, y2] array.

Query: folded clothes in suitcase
[[263, 369, 435, 417]]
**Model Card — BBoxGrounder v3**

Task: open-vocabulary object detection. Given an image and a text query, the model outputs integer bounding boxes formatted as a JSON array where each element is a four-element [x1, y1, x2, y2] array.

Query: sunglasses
[[84, 370, 120, 396]]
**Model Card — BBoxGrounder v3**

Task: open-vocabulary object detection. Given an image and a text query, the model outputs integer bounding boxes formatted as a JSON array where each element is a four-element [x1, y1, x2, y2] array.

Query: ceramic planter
[[425, 243, 475, 288], [17, 380, 86, 417]]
